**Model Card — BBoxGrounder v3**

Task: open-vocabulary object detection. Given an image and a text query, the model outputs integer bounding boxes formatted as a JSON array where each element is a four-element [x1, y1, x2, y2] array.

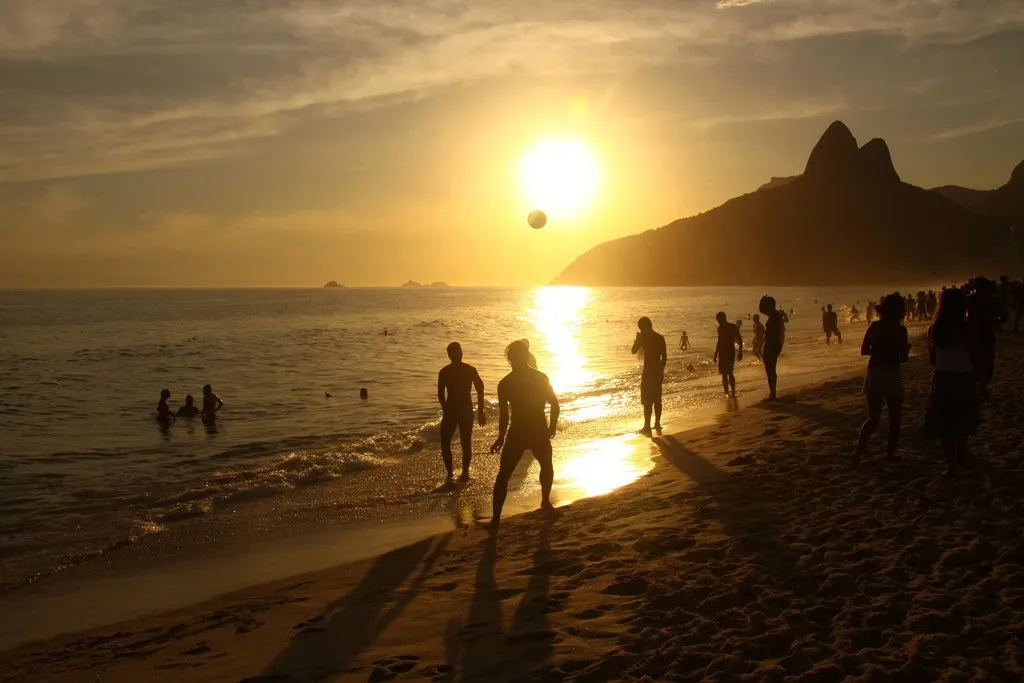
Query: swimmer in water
[[201, 384, 224, 423], [157, 389, 175, 423], [437, 342, 486, 481], [176, 394, 199, 418], [679, 331, 690, 351], [489, 340, 560, 527]]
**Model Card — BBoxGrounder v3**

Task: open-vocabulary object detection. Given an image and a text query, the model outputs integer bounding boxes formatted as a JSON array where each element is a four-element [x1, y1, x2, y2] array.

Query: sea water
[[0, 286, 924, 598]]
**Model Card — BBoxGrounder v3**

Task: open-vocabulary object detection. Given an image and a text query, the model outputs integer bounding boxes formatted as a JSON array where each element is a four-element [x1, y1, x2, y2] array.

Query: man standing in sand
[[631, 317, 667, 434], [713, 312, 743, 397], [438, 342, 486, 481], [489, 340, 559, 527]]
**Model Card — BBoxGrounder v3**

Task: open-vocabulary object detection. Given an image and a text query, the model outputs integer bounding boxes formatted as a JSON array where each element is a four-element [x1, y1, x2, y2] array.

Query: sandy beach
[[4, 332, 1024, 682]]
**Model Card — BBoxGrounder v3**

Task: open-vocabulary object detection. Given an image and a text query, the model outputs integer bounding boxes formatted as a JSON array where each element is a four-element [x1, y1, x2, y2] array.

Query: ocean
[[0, 286, 922, 603]]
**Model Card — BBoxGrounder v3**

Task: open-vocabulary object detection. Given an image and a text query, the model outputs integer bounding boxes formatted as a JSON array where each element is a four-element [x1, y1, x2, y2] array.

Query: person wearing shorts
[[631, 317, 667, 434], [437, 342, 486, 480], [854, 294, 909, 465]]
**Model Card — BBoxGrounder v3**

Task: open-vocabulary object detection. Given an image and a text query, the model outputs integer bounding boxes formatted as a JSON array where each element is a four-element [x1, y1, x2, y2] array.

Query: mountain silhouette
[[553, 121, 1014, 286], [933, 160, 1024, 226]]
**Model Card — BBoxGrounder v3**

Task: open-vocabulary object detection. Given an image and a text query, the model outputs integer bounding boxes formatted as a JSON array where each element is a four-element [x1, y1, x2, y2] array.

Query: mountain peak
[[1010, 160, 1024, 187], [804, 120, 859, 179], [858, 138, 900, 184]]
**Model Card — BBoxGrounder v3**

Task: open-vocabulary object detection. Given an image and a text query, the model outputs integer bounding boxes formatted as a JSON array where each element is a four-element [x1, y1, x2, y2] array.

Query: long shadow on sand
[[450, 520, 554, 681], [259, 534, 451, 681]]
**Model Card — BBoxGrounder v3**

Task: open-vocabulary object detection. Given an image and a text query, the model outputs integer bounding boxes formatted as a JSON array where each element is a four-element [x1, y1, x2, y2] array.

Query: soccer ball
[[527, 210, 547, 229]]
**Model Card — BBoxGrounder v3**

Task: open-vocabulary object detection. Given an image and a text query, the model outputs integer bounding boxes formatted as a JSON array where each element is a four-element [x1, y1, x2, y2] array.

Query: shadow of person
[[260, 534, 449, 681], [507, 518, 554, 669], [457, 531, 506, 681], [653, 434, 728, 485]]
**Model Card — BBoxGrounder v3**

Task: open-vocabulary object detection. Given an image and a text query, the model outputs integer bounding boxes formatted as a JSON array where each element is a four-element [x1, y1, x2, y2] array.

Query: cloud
[[2, 0, 1024, 183], [929, 115, 1024, 142]]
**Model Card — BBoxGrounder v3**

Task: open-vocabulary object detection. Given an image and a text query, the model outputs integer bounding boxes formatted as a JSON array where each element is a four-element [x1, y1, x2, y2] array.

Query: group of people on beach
[[155, 385, 224, 427], [856, 276, 1012, 476]]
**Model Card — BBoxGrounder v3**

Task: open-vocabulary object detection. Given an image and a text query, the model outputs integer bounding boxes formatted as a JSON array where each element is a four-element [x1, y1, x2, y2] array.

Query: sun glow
[[519, 137, 600, 220], [529, 286, 594, 395]]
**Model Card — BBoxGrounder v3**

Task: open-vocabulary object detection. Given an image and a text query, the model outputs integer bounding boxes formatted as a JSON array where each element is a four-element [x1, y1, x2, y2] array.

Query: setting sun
[[519, 137, 600, 220]]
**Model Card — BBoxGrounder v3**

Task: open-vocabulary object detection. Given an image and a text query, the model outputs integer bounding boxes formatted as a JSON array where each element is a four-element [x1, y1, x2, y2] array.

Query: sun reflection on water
[[529, 286, 595, 395]]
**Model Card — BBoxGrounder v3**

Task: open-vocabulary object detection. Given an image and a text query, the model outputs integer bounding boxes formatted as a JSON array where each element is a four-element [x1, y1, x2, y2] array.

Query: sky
[[1, 0, 1024, 287]]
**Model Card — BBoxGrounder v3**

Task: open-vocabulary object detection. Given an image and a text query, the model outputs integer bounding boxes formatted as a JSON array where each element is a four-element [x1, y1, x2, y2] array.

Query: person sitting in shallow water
[[176, 394, 200, 418]]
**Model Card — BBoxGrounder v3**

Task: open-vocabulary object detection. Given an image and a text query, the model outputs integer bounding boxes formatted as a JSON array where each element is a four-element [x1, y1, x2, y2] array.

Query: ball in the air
[[527, 210, 547, 229]]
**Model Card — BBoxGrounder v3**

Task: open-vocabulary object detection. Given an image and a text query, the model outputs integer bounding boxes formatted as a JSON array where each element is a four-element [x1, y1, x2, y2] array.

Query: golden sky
[[1, 0, 1024, 286]]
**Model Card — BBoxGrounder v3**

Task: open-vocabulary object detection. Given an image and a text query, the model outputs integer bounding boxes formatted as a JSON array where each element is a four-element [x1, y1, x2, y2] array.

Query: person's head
[[932, 287, 968, 348], [637, 316, 652, 332], [202, 384, 212, 396], [877, 293, 905, 321], [758, 295, 777, 315], [185, 394, 194, 406], [446, 341, 463, 362], [682, 330, 687, 336], [715, 312, 727, 324], [160, 389, 170, 401], [826, 304, 833, 312], [753, 314, 760, 323], [505, 339, 532, 370], [360, 387, 368, 399]]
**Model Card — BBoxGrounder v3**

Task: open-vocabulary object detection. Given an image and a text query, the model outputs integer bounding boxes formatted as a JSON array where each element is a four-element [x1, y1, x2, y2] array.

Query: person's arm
[[899, 327, 910, 363], [860, 324, 873, 357], [659, 337, 667, 370], [631, 333, 642, 355], [215, 396, 224, 411], [735, 329, 743, 360], [547, 380, 560, 438], [437, 371, 446, 410], [490, 387, 508, 453], [473, 369, 486, 426]]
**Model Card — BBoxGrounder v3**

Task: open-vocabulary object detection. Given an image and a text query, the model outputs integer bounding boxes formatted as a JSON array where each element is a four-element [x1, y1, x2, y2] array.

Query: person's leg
[[491, 442, 524, 525], [835, 327, 843, 344], [721, 372, 729, 394], [765, 354, 778, 399], [886, 392, 903, 459], [439, 415, 456, 479], [956, 437, 969, 465], [728, 372, 736, 396], [457, 417, 473, 478], [642, 402, 653, 431], [941, 437, 957, 476], [854, 390, 883, 465], [653, 400, 662, 430], [533, 438, 554, 511]]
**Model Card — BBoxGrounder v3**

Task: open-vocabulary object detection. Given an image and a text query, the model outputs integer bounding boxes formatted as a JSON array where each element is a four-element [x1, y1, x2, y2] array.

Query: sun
[[519, 137, 600, 220]]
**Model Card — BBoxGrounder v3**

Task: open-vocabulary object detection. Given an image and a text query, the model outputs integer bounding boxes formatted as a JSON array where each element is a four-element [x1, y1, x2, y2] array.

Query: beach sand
[[4, 334, 1024, 682]]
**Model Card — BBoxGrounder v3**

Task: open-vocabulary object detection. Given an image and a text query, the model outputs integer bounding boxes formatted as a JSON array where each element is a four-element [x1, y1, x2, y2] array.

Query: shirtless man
[[631, 317, 667, 434], [437, 342, 486, 480], [713, 312, 743, 397], [201, 384, 224, 424], [489, 340, 560, 527]]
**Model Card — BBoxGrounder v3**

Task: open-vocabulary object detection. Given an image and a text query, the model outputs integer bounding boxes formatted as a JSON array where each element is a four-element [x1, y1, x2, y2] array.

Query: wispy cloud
[[929, 115, 1024, 142], [2, 0, 1023, 183]]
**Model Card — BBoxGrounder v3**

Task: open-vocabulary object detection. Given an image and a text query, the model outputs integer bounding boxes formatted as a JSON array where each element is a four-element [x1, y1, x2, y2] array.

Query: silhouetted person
[[917, 291, 928, 321], [926, 290, 938, 319], [759, 295, 785, 400], [489, 340, 559, 527], [823, 304, 842, 344], [850, 304, 861, 323], [631, 317, 667, 434], [967, 276, 1008, 400], [854, 294, 909, 465], [156, 389, 175, 423], [679, 331, 690, 351], [924, 288, 979, 477], [437, 341, 486, 481], [713, 312, 743, 397], [360, 387, 369, 400], [176, 394, 199, 418], [866, 301, 875, 324], [751, 314, 765, 361], [906, 294, 916, 321], [201, 384, 223, 424]]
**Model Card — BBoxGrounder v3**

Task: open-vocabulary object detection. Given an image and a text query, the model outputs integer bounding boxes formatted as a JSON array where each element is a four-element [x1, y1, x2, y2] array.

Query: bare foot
[[639, 426, 652, 436]]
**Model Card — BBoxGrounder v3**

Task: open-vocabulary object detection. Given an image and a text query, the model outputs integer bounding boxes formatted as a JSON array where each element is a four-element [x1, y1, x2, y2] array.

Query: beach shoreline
[[8, 331, 1023, 682]]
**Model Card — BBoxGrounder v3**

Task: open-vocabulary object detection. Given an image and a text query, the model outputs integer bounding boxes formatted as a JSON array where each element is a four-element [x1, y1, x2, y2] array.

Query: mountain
[[553, 121, 1014, 286], [323, 280, 344, 288], [933, 160, 1024, 225]]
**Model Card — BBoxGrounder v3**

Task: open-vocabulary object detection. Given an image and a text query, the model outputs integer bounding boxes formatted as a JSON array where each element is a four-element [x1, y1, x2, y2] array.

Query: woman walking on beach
[[759, 295, 785, 400], [854, 294, 909, 466], [924, 288, 979, 476]]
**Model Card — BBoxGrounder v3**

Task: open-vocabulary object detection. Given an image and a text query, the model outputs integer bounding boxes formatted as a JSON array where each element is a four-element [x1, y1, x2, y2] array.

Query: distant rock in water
[[553, 120, 1010, 286], [401, 280, 424, 287], [429, 281, 450, 287], [933, 159, 1024, 225], [323, 280, 344, 288]]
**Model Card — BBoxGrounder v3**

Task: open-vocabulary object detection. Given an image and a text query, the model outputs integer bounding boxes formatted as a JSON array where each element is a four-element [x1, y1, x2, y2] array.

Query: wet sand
[[3, 333, 1024, 682]]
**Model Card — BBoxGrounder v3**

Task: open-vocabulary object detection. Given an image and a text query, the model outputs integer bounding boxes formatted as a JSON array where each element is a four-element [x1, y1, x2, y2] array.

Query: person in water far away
[[176, 394, 200, 418], [201, 384, 224, 423], [437, 341, 486, 481], [679, 331, 690, 351], [759, 295, 785, 400], [751, 314, 765, 361], [854, 293, 910, 466], [824, 304, 842, 344], [631, 317, 667, 434], [713, 312, 743, 397], [489, 340, 560, 527], [157, 389, 175, 422]]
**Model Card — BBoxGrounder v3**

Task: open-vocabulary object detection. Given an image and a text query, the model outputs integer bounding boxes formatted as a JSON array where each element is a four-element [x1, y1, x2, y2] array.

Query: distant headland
[[322, 280, 345, 288]]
